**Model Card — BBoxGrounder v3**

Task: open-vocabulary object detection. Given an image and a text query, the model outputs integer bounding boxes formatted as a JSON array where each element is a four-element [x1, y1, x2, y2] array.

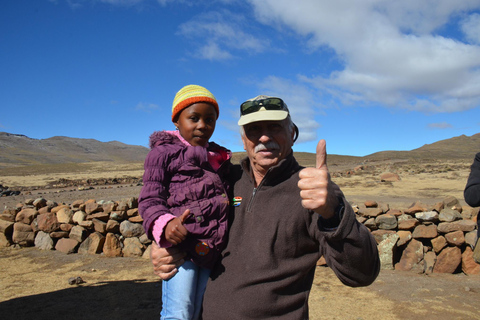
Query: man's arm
[[298, 139, 380, 287], [150, 242, 186, 280]]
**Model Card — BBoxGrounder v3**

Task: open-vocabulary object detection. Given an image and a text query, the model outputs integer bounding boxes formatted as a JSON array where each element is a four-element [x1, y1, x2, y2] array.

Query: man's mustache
[[254, 141, 280, 153]]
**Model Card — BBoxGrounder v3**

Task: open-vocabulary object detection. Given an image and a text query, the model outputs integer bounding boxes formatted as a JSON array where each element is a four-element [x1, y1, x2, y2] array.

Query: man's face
[[241, 120, 294, 174]]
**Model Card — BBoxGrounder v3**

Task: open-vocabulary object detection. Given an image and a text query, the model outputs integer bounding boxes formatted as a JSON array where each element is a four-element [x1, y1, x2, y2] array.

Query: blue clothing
[[161, 261, 211, 320]]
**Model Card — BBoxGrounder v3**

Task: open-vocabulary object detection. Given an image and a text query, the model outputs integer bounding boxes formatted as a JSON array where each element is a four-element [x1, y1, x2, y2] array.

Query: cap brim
[[238, 110, 289, 126]]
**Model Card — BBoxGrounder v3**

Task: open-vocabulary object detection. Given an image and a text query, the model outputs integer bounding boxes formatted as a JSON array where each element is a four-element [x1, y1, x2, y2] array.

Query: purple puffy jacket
[[138, 131, 232, 269]]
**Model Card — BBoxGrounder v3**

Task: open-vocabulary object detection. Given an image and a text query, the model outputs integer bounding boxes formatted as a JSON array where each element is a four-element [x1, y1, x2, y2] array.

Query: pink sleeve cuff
[[152, 214, 176, 248]]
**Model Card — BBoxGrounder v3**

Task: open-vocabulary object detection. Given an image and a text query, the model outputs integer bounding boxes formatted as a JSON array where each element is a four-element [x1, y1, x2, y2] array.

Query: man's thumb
[[179, 209, 191, 224], [316, 139, 327, 169]]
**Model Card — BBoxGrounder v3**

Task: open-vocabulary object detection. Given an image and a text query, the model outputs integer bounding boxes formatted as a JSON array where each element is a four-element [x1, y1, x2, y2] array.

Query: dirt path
[[1, 247, 479, 320]]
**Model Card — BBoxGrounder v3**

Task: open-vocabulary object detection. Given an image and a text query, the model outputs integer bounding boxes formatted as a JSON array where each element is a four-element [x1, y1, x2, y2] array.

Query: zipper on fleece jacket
[[247, 187, 257, 212]]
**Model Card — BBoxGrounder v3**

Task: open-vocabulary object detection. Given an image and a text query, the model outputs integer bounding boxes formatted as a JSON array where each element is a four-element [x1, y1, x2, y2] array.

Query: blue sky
[[1, 0, 480, 157]]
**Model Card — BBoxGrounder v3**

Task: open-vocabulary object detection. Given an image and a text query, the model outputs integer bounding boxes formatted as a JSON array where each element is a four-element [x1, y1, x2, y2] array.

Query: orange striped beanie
[[171, 85, 219, 121]]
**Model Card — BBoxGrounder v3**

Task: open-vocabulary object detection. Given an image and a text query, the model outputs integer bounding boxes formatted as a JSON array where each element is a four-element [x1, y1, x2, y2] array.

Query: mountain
[[0, 132, 149, 168], [0, 132, 478, 170], [363, 133, 480, 161]]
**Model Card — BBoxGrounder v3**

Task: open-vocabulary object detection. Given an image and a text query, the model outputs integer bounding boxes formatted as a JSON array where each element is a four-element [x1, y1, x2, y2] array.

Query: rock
[[33, 198, 47, 209], [106, 219, 120, 233], [378, 233, 399, 270], [78, 232, 105, 255], [69, 225, 88, 243], [56, 207, 74, 224], [415, 211, 439, 223], [465, 231, 477, 249], [68, 277, 85, 285], [462, 246, 480, 275], [397, 215, 419, 230], [85, 200, 102, 214], [15, 208, 38, 224], [358, 206, 384, 218], [433, 246, 461, 274], [128, 216, 143, 223], [444, 230, 465, 246], [443, 196, 460, 208], [51, 205, 70, 214], [12, 222, 35, 246], [431, 236, 447, 253], [0, 219, 14, 237], [55, 238, 79, 254], [102, 201, 117, 215], [50, 231, 69, 239], [364, 200, 378, 208], [87, 212, 110, 222], [375, 214, 397, 230], [412, 224, 438, 239], [404, 201, 427, 215], [72, 210, 87, 224], [370, 230, 396, 244], [395, 239, 424, 272], [386, 209, 403, 217], [35, 231, 54, 250], [439, 208, 462, 222], [92, 218, 107, 234], [126, 208, 139, 217], [396, 230, 412, 247], [103, 232, 122, 257], [120, 220, 144, 238], [123, 237, 144, 257], [364, 218, 377, 230], [37, 212, 59, 233]]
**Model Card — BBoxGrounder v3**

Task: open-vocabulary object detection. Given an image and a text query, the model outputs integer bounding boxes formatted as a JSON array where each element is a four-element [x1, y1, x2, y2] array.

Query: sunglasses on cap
[[240, 97, 288, 116]]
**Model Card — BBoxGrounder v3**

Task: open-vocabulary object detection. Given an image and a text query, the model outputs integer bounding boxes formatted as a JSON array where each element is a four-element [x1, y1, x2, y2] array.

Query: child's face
[[174, 102, 217, 147]]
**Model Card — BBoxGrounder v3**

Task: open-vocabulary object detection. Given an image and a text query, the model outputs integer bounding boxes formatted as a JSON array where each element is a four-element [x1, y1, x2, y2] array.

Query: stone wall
[[351, 196, 479, 275], [1, 195, 479, 275]]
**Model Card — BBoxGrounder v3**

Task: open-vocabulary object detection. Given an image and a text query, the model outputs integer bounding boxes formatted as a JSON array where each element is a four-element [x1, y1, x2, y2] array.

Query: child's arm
[[164, 209, 192, 245]]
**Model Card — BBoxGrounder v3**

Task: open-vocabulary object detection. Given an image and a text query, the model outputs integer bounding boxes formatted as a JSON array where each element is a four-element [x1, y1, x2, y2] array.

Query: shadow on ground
[[0, 279, 161, 320]]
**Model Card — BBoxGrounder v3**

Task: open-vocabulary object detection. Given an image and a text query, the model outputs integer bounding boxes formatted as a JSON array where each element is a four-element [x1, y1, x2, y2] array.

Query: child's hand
[[164, 209, 191, 245]]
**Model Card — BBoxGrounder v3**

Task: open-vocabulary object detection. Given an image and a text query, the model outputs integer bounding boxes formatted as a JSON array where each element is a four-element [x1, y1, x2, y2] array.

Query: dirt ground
[[1, 246, 479, 320], [1, 159, 480, 319]]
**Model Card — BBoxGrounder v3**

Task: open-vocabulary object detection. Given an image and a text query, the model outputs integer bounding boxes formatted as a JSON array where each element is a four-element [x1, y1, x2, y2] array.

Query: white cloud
[[428, 122, 453, 129], [461, 13, 480, 44], [177, 10, 268, 60], [135, 102, 160, 113], [248, 0, 480, 113], [99, 0, 143, 5]]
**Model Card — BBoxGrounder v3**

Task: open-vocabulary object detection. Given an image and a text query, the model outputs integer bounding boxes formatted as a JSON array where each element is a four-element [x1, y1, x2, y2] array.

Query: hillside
[[0, 132, 478, 170], [0, 132, 149, 169], [363, 133, 480, 161]]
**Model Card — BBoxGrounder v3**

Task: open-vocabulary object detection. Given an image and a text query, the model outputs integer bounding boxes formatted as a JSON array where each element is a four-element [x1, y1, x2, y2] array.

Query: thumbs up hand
[[165, 209, 191, 245], [298, 140, 338, 219]]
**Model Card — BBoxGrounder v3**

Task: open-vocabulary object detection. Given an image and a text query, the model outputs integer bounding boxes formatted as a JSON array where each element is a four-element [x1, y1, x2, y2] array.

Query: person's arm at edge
[[464, 152, 480, 207]]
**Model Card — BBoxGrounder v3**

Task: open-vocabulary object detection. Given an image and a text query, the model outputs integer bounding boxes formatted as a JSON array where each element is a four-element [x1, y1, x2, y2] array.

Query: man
[[152, 95, 380, 319]]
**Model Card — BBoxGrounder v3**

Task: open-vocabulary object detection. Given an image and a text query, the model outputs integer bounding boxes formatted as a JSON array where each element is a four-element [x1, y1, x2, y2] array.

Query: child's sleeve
[[139, 147, 176, 244]]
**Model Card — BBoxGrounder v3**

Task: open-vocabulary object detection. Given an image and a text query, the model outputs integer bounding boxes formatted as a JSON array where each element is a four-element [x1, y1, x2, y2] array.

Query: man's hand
[[150, 242, 186, 280], [298, 139, 338, 219], [164, 209, 191, 245]]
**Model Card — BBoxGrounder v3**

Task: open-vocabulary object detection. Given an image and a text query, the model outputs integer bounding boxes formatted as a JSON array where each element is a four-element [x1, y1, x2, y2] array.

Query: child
[[139, 85, 232, 320]]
